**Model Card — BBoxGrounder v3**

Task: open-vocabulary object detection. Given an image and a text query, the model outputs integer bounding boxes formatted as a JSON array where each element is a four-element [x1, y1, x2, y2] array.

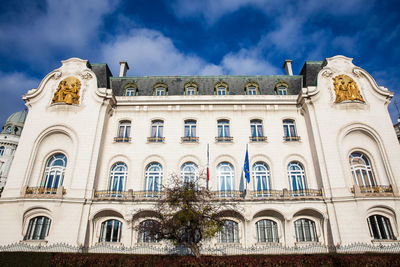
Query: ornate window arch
[[215, 81, 228, 95], [181, 162, 199, 184], [184, 82, 198, 95], [217, 162, 234, 195], [349, 152, 376, 187], [124, 83, 137, 96], [24, 216, 51, 240], [275, 81, 288, 95], [253, 162, 271, 196], [41, 153, 67, 193], [367, 215, 396, 240], [255, 219, 279, 243], [288, 161, 306, 193], [138, 219, 160, 243], [154, 82, 168, 96], [294, 218, 318, 242], [145, 162, 163, 196], [99, 219, 122, 242], [246, 82, 259, 95], [219, 219, 239, 243], [108, 162, 127, 194]]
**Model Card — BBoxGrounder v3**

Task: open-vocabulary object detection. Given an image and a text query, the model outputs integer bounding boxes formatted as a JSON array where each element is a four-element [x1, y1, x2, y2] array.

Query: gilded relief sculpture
[[52, 76, 81, 105], [333, 74, 364, 103]]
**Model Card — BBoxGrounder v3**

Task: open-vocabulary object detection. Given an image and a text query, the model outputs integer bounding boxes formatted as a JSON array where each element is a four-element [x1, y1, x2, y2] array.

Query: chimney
[[282, 60, 293, 76], [119, 61, 130, 77]]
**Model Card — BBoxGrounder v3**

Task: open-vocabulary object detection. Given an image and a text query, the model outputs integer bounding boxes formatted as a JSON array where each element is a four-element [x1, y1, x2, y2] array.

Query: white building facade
[[0, 56, 399, 253]]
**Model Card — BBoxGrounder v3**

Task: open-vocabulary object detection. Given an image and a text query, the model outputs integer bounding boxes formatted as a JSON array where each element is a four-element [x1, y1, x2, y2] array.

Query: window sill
[[147, 137, 165, 143], [181, 136, 199, 143], [215, 137, 233, 143], [249, 136, 267, 142], [283, 136, 301, 142], [114, 137, 131, 143]]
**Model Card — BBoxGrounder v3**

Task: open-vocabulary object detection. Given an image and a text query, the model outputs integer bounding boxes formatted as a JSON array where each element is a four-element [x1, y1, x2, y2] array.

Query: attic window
[[124, 83, 137, 96], [215, 81, 228, 95], [275, 82, 288, 95], [154, 83, 168, 96], [245, 82, 259, 95], [184, 82, 198, 95]]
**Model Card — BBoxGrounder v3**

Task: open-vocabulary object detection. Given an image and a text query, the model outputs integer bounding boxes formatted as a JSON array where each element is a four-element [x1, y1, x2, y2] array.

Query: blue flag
[[243, 146, 250, 183]]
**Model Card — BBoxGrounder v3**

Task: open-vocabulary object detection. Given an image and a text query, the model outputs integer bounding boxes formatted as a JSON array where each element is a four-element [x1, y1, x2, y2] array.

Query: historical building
[[0, 110, 27, 194], [0, 56, 399, 254]]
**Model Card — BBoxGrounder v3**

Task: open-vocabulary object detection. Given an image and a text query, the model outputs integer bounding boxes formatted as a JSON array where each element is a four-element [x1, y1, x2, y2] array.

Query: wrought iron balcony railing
[[351, 185, 394, 196], [181, 136, 199, 143], [24, 186, 66, 198], [93, 190, 163, 200], [114, 137, 131, 143], [250, 190, 283, 198], [288, 189, 322, 197], [215, 136, 233, 142], [249, 136, 268, 142], [211, 190, 244, 198], [94, 190, 129, 198], [283, 136, 301, 141], [147, 137, 165, 143]]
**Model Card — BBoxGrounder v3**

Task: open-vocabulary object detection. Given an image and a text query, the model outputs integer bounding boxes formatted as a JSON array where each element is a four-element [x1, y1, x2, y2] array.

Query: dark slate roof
[[109, 75, 303, 96], [90, 63, 113, 88], [299, 61, 323, 87]]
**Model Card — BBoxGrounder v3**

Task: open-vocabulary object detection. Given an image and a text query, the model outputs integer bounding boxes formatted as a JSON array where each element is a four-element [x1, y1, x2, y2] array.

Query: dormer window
[[185, 82, 198, 95], [246, 82, 259, 95], [124, 83, 137, 96], [154, 83, 167, 96], [275, 82, 288, 95], [215, 81, 228, 95]]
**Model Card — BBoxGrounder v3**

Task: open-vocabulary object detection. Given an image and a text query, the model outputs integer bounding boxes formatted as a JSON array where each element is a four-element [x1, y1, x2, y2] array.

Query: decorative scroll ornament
[[79, 71, 92, 80], [333, 74, 364, 103], [52, 76, 81, 105]]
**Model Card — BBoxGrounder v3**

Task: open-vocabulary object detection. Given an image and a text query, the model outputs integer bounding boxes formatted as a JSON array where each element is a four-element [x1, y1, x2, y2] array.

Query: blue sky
[[1, 0, 400, 125]]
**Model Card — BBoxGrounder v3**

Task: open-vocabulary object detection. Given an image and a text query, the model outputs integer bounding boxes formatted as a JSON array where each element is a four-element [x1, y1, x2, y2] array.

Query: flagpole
[[245, 143, 248, 192], [206, 143, 209, 190]]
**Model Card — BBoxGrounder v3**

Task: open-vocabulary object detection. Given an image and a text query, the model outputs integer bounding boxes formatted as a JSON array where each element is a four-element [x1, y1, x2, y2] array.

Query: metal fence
[[1, 242, 400, 255]]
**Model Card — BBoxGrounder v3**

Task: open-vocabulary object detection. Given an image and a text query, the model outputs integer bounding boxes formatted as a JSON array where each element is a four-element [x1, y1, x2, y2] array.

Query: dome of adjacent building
[[1, 110, 27, 136]]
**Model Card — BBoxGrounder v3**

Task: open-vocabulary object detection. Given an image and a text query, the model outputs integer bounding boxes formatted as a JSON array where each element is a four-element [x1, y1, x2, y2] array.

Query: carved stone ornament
[[79, 71, 92, 80], [52, 76, 81, 105], [333, 74, 364, 103]]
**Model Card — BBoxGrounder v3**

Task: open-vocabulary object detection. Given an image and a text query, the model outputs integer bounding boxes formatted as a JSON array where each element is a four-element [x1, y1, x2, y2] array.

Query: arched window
[[181, 162, 199, 184], [0, 146, 4, 156], [246, 82, 259, 95], [256, 219, 279, 243], [124, 83, 137, 96], [367, 215, 395, 240], [24, 216, 51, 240], [250, 119, 264, 138], [41, 153, 67, 193], [275, 82, 288, 95], [349, 152, 376, 187], [219, 220, 239, 243], [138, 219, 160, 243], [253, 162, 271, 196], [185, 82, 198, 95], [215, 82, 228, 95], [283, 119, 299, 141], [288, 162, 306, 193], [294, 218, 318, 242], [99, 219, 122, 242], [108, 163, 127, 194], [216, 119, 231, 142], [145, 163, 163, 197], [116, 120, 131, 142], [154, 83, 167, 96], [149, 120, 164, 142], [217, 162, 234, 195]]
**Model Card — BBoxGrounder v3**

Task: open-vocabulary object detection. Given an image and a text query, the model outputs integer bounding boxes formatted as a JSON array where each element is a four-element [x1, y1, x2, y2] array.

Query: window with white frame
[[367, 215, 396, 240], [184, 120, 196, 137], [0, 146, 4, 156], [250, 119, 263, 137], [151, 120, 164, 138], [219, 220, 239, 243], [217, 120, 230, 137], [99, 219, 122, 242], [118, 121, 131, 139], [278, 86, 287, 95], [139, 219, 160, 243], [186, 86, 196, 95], [24, 216, 51, 240], [349, 152, 377, 187], [283, 119, 298, 140], [181, 162, 199, 184], [155, 84, 166, 96], [288, 162, 306, 192], [145, 163, 163, 196], [253, 162, 271, 195], [41, 153, 67, 193], [125, 87, 136, 96], [217, 162, 234, 193], [108, 162, 127, 193], [256, 219, 279, 243], [247, 86, 257, 95], [294, 218, 318, 242]]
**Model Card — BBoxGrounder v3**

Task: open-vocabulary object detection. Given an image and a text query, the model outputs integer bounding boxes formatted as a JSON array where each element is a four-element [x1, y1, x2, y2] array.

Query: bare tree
[[136, 172, 233, 258]]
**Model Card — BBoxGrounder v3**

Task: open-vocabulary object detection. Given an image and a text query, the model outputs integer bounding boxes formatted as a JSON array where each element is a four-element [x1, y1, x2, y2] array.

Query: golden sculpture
[[52, 76, 81, 105], [333, 74, 364, 103]]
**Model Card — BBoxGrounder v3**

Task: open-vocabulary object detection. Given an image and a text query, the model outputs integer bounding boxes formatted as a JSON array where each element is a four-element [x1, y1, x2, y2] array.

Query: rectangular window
[[248, 86, 257, 95], [184, 120, 196, 137], [186, 86, 196, 95], [156, 87, 165, 96], [217, 86, 226, 95], [278, 86, 287, 95]]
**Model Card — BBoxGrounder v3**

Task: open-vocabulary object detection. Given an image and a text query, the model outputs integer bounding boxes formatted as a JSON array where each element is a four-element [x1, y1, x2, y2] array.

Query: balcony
[[215, 136, 233, 142], [250, 189, 323, 200], [283, 136, 301, 142], [181, 136, 199, 143], [250, 136, 267, 142], [351, 185, 395, 197], [211, 190, 245, 199], [114, 137, 131, 143], [93, 190, 163, 201], [23, 186, 65, 198], [147, 137, 165, 143]]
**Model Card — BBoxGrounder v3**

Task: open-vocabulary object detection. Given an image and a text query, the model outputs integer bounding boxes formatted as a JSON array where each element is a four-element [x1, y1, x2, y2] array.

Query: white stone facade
[[0, 56, 399, 251]]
